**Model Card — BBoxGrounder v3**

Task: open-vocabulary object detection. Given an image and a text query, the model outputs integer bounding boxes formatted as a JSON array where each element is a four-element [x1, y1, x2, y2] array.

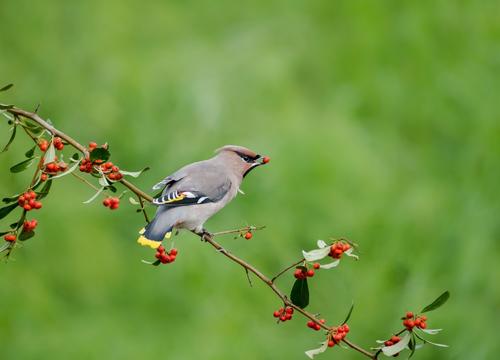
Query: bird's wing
[[152, 161, 232, 206], [152, 160, 207, 191], [152, 178, 232, 206]]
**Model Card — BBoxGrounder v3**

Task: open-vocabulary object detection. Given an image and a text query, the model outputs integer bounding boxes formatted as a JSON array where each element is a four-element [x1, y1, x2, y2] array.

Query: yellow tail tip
[[164, 231, 172, 240], [139, 227, 145, 235], [137, 235, 161, 249]]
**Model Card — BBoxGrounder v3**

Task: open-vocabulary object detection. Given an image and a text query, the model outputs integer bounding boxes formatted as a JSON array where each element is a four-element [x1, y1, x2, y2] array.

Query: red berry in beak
[[262, 156, 270, 164]]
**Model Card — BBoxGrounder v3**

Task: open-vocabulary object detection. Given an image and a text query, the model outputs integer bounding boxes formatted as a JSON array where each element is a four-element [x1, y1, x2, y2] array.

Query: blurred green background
[[1, 0, 499, 359]]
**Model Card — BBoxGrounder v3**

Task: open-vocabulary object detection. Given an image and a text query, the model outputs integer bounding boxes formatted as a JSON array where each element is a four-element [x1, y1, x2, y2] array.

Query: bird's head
[[215, 145, 270, 178]]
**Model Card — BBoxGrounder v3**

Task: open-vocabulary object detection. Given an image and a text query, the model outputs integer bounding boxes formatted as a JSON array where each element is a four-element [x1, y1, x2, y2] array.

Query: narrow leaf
[[290, 278, 309, 309], [408, 333, 416, 358], [421, 291, 450, 313], [0, 203, 18, 220], [344, 247, 359, 260], [1, 126, 16, 153], [319, 259, 340, 269], [382, 332, 411, 356], [25, 145, 36, 158], [10, 157, 35, 173], [121, 167, 150, 178], [317, 239, 327, 248], [419, 328, 442, 335], [19, 230, 35, 241], [0, 83, 13, 92], [49, 160, 80, 180], [83, 187, 104, 204], [141, 259, 161, 266], [342, 302, 354, 324], [305, 341, 328, 359], [43, 143, 56, 165], [302, 247, 330, 262], [129, 197, 140, 205], [36, 180, 53, 200]]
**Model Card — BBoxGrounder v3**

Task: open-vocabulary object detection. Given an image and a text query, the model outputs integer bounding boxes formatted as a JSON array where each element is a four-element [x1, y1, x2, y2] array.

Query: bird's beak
[[256, 156, 270, 165]]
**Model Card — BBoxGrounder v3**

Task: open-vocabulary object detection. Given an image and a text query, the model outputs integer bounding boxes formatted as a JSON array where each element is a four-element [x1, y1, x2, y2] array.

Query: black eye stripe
[[237, 152, 256, 163]]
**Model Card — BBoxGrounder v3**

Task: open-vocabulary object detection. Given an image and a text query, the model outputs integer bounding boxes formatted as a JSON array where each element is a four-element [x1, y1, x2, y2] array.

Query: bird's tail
[[137, 214, 174, 249]]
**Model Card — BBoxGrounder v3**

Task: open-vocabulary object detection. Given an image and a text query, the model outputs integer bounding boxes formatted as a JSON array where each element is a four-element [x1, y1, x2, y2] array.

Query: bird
[[137, 145, 270, 249]]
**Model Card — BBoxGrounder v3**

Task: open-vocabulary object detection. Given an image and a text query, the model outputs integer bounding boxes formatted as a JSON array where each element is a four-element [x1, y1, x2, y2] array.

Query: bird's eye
[[239, 154, 254, 163]]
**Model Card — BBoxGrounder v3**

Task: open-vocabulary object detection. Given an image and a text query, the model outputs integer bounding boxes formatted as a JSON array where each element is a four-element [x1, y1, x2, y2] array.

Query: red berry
[[157, 245, 165, 253], [23, 204, 32, 211], [244, 232, 252, 240], [420, 315, 427, 321], [110, 202, 119, 210], [319, 319, 326, 324], [285, 307, 294, 314], [38, 140, 48, 152], [334, 334, 343, 342], [406, 312, 414, 319], [102, 198, 111, 207], [314, 323, 321, 331], [313, 262, 320, 269], [384, 340, 394, 347], [307, 321, 315, 328], [89, 141, 97, 150], [40, 173, 48, 181], [294, 269, 303, 279], [391, 336, 400, 343], [155, 252, 162, 260], [405, 320, 415, 329], [112, 166, 119, 172], [4, 234, 16, 242], [33, 201, 42, 209], [328, 340, 335, 347], [419, 322, 427, 329], [159, 254, 170, 264], [262, 156, 270, 164], [306, 269, 315, 277], [342, 243, 351, 251], [169, 248, 178, 256], [273, 311, 280, 318], [284, 313, 292, 320]]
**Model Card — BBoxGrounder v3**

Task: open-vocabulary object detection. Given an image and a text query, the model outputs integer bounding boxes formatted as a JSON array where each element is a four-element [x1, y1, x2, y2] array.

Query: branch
[[2, 103, 449, 359]]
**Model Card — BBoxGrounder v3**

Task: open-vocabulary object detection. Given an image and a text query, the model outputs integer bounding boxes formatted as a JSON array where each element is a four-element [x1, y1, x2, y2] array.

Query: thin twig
[[6, 106, 376, 360], [271, 258, 305, 283]]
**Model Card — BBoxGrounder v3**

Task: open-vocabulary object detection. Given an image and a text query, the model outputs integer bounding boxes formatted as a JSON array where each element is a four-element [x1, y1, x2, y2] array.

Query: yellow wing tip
[[137, 235, 161, 249], [164, 231, 172, 239]]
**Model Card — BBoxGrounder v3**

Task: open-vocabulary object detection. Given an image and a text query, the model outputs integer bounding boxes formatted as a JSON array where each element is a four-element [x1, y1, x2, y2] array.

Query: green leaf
[[290, 278, 309, 309], [2, 193, 21, 204], [0, 231, 11, 236], [43, 142, 56, 165], [71, 153, 80, 161], [1, 126, 17, 153], [50, 160, 80, 180], [22, 120, 44, 135], [121, 167, 150, 178], [36, 179, 53, 200], [89, 147, 110, 162], [25, 145, 36, 158], [10, 212, 25, 230], [83, 187, 104, 204], [19, 229, 35, 241], [408, 333, 416, 358], [0, 203, 18, 220], [421, 291, 450, 313], [129, 197, 140, 205], [0, 103, 14, 110], [10, 157, 35, 173], [342, 302, 354, 324], [0, 84, 13, 92], [141, 259, 161, 266], [382, 332, 411, 356]]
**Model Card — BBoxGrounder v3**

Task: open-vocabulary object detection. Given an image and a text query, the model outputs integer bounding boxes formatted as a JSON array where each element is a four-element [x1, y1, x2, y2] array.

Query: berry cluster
[[23, 219, 38, 231], [307, 318, 325, 331], [294, 267, 315, 279], [44, 159, 67, 175], [3, 234, 16, 242], [17, 191, 42, 211], [101, 161, 123, 181], [53, 137, 64, 150], [329, 241, 351, 259], [327, 324, 350, 347], [102, 197, 120, 210], [384, 335, 401, 347], [79, 142, 110, 173], [402, 312, 427, 330], [273, 306, 294, 322], [155, 246, 178, 264]]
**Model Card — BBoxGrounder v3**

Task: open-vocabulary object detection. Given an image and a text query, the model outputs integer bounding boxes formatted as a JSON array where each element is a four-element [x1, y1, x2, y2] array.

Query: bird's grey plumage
[[138, 145, 268, 249]]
